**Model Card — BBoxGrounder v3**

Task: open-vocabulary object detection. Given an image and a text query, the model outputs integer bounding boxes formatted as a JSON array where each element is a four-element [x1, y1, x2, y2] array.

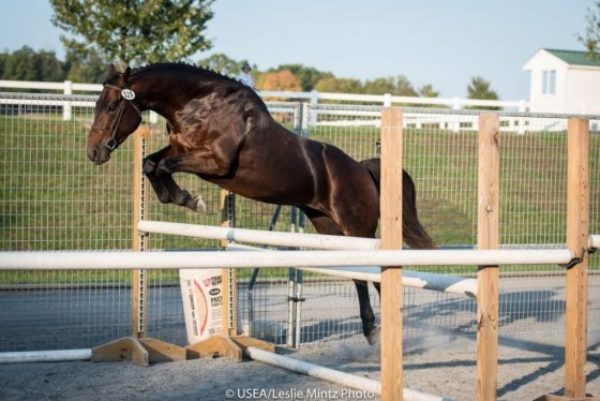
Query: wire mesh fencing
[[0, 92, 598, 355], [293, 105, 480, 346], [0, 93, 135, 351], [144, 102, 303, 346], [275, 106, 600, 348]]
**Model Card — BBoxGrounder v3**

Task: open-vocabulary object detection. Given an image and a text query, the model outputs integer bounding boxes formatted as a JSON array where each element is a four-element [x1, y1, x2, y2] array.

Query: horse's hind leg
[[143, 146, 206, 213], [301, 207, 379, 345]]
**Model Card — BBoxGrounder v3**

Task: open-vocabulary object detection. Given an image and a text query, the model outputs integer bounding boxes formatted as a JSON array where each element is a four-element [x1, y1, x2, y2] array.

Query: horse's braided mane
[[131, 62, 239, 84]]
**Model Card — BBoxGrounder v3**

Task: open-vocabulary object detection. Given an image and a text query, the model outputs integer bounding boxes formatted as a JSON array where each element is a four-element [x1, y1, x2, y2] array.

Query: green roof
[[544, 48, 600, 67]]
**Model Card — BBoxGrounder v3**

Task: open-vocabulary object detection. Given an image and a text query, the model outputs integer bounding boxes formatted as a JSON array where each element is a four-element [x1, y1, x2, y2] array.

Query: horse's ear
[[107, 64, 118, 78], [122, 66, 131, 81]]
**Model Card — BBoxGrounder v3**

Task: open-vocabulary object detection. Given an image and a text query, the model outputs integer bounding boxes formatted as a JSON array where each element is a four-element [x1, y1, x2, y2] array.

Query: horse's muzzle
[[87, 146, 110, 165]]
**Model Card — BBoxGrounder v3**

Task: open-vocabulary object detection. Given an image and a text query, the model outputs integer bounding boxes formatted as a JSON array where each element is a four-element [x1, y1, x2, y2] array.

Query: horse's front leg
[[143, 145, 206, 213], [154, 141, 236, 178]]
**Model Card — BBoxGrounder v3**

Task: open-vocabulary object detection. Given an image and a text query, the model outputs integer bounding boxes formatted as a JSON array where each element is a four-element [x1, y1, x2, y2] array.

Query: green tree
[[199, 53, 244, 75], [393, 75, 417, 96], [2, 46, 65, 81], [64, 50, 106, 83], [36, 50, 65, 81], [418, 84, 439, 98], [579, 0, 600, 60], [2, 46, 39, 80], [50, 0, 214, 68], [271, 64, 333, 91], [0, 51, 7, 78], [314, 77, 363, 93], [467, 76, 498, 100], [362, 76, 418, 96], [467, 76, 500, 110], [363, 77, 396, 94]]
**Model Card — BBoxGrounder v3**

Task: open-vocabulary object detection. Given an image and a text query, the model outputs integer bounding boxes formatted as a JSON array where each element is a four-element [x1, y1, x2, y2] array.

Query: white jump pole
[[0, 249, 574, 271], [227, 243, 478, 297], [138, 220, 379, 250], [244, 347, 453, 401], [0, 349, 92, 364]]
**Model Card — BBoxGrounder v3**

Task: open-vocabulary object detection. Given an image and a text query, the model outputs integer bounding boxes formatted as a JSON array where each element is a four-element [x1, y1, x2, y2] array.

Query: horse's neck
[[133, 71, 204, 126]]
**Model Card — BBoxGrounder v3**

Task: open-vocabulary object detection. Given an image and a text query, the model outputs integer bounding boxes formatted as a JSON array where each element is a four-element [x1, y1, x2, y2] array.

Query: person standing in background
[[237, 62, 254, 89]]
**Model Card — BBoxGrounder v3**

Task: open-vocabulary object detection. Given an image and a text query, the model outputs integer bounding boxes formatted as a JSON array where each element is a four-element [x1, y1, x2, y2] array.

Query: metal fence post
[[285, 103, 309, 348]]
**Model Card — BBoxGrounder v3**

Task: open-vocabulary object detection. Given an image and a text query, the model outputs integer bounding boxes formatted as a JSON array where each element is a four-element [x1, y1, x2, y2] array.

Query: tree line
[[0, 46, 500, 103], [0, 46, 106, 83]]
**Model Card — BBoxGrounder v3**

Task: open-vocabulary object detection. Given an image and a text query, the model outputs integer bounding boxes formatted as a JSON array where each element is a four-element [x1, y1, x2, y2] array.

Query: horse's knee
[[143, 157, 156, 176], [156, 159, 174, 177]]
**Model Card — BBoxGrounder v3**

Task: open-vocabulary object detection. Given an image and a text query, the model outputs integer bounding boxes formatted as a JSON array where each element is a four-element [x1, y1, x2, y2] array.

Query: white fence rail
[[0, 78, 527, 113]]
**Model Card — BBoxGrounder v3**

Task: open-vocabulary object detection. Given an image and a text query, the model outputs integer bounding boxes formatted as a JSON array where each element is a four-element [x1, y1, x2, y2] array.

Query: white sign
[[121, 88, 135, 100], [179, 269, 224, 344]]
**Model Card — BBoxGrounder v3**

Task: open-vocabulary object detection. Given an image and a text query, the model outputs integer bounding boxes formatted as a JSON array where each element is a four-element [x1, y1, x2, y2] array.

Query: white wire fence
[[0, 92, 598, 354]]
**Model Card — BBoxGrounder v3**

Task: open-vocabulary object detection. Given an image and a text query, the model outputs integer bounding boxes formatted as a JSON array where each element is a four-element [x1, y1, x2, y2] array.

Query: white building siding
[[523, 50, 567, 113], [564, 68, 600, 114]]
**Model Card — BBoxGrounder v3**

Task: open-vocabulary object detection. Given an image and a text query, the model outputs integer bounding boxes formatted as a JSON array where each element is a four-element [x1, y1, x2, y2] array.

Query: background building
[[523, 48, 600, 114]]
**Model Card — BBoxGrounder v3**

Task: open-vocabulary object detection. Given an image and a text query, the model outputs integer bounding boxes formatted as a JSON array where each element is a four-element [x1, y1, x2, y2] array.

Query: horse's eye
[[107, 102, 118, 112]]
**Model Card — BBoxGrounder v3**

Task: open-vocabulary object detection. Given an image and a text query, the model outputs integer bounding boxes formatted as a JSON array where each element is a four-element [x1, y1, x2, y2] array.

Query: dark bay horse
[[87, 63, 435, 345]]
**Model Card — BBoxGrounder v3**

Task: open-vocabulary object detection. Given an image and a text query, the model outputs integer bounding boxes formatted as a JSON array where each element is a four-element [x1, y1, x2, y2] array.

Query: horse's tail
[[360, 158, 437, 250]]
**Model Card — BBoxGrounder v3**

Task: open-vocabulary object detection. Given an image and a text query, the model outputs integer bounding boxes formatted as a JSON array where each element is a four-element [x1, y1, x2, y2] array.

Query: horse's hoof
[[366, 326, 380, 346], [191, 195, 207, 213]]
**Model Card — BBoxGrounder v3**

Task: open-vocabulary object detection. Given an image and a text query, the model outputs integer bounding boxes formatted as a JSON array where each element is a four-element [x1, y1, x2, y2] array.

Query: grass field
[[0, 111, 598, 285]]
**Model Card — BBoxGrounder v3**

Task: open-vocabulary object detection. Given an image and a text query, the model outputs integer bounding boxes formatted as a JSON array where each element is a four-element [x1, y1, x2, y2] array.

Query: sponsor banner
[[179, 269, 224, 344]]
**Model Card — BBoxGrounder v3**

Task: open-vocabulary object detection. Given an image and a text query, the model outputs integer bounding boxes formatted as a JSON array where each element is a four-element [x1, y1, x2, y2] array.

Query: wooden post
[[476, 113, 500, 401], [220, 190, 238, 336], [93, 126, 187, 366], [132, 126, 150, 338], [564, 118, 589, 399], [186, 190, 273, 361], [380, 108, 404, 401]]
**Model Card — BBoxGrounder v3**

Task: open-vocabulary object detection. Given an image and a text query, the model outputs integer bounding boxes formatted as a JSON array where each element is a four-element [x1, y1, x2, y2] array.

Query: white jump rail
[[0, 349, 92, 363], [138, 220, 379, 250], [0, 346, 451, 400], [244, 346, 453, 401], [227, 242, 478, 298], [0, 248, 574, 270]]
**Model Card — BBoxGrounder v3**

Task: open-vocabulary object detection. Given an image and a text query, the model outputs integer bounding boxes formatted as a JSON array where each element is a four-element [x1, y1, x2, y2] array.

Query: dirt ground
[[1, 274, 599, 401], [1, 331, 599, 401]]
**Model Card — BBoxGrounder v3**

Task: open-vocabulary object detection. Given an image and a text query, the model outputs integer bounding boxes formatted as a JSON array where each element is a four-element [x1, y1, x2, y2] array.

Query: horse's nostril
[[88, 148, 98, 162]]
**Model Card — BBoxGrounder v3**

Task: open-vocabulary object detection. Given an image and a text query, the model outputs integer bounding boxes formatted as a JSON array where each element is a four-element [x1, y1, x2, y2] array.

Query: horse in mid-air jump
[[87, 63, 435, 345]]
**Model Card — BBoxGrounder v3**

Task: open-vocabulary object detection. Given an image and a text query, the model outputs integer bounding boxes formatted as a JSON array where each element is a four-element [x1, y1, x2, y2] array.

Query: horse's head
[[87, 65, 142, 164]]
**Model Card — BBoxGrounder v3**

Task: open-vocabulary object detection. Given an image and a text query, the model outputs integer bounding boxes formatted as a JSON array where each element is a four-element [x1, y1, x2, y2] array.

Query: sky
[[0, 0, 592, 99]]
